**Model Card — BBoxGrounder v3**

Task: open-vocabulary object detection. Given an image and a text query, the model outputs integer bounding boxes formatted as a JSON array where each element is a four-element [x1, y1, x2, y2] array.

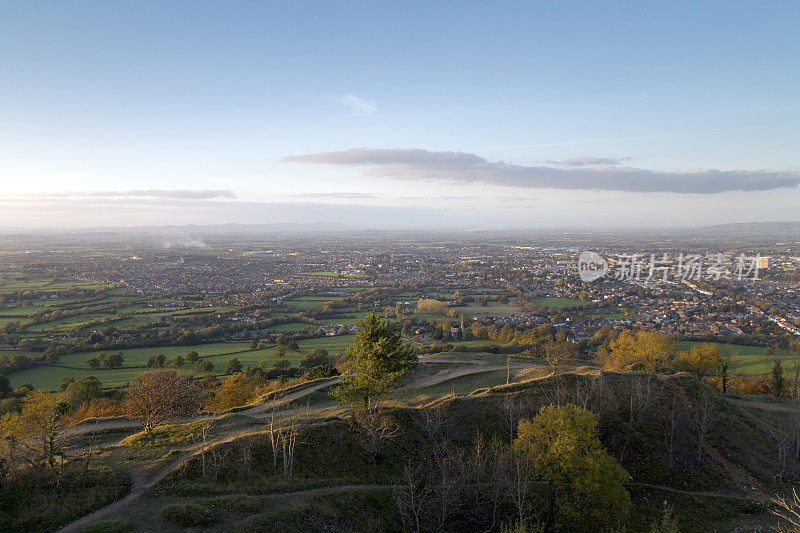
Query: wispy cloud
[[338, 95, 376, 116], [25, 189, 236, 200], [289, 192, 377, 199], [560, 156, 630, 166], [398, 195, 477, 201], [285, 148, 800, 194]]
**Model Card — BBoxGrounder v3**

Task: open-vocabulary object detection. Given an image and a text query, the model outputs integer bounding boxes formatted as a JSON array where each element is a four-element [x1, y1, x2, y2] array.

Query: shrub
[[711, 375, 771, 395], [599, 330, 676, 372], [197, 359, 214, 373], [514, 404, 631, 530], [67, 397, 124, 424], [160, 502, 218, 527], [205, 373, 261, 412]]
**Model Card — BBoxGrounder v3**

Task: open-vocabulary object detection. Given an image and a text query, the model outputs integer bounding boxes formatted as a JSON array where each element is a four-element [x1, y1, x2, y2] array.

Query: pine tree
[[771, 359, 785, 397], [331, 312, 416, 408]]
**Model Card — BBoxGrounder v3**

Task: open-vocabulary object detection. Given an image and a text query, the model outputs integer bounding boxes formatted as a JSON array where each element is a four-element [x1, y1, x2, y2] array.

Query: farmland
[[6, 336, 360, 391], [1, 232, 800, 533], [679, 340, 797, 376]]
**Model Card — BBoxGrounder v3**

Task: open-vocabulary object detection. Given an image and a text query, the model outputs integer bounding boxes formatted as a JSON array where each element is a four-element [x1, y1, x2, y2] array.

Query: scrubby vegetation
[[150, 369, 796, 531], [0, 465, 131, 532], [2, 290, 799, 531]]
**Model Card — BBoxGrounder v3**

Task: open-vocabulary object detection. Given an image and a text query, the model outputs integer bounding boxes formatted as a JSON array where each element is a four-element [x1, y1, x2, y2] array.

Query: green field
[[268, 322, 314, 332], [199, 335, 354, 371], [19, 304, 236, 333], [530, 297, 584, 309], [314, 312, 370, 325], [284, 296, 338, 310], [678, 341, 796, 376], [0, 278, 110, 293], [6, 342, 252, 390], [6, 335, 358, 390], [411, 369, 511, 396], [266, 312, 369, 332], [452, 302, 520, 318]]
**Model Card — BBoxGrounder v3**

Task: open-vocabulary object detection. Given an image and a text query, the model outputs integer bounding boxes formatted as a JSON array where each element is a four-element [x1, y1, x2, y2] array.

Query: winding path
[[57, 378, 341, 532]]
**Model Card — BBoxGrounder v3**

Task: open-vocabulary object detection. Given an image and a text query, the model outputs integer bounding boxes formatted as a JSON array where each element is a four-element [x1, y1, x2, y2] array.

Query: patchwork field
[[283, 296, 342, 310], [529, 297, 585, 309], [6, 335, 359, 391], [0, 278, 110, 292]]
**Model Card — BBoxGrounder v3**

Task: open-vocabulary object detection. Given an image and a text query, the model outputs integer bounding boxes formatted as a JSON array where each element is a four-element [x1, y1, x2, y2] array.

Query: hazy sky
[[1, 1, 799, 229]]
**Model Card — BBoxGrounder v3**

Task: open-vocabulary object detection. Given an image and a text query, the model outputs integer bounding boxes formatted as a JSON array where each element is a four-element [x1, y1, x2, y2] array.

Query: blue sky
[[1, 1, 799, 228]]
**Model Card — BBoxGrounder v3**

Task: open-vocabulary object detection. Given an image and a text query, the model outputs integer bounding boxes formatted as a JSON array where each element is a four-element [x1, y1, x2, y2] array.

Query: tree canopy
[[514, 404, 630, 530], [123, 370, 201, 432], [599, 330, 676, 372], [332, 312, 416, 407], [677, 343, 721, 379]]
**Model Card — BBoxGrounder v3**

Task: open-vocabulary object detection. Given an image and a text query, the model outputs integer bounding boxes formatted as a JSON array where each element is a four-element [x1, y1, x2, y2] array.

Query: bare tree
[[277, 416, 301, 478], [791, 407, 800, 473], [427, 445, 463, 531], [396, 463, 431, 533], [692, 394, 714, 462], [616, 374, 655, 462], [777, 433, 792, 482], [543, 339, 577, 371], [198, 418, 214, 480], [663, 395, 679, 469], [123, 370, 201, 433], [629, 375, 655, 428], [264, 401, 281, 471], [771, 488, 800, 533], [510, 445, 536, 527], [261, 401, 302, 479], [236, 437, 254, 482], [208, 443, 228, 483], [775, 406, 800, 481], [77, 423, 100, 487], [416, 403, 444, 442], [790, 341, 800, 401], [353, 406, 399, 460], [486, 436, 511, 530], [500, 393, 525, 444]]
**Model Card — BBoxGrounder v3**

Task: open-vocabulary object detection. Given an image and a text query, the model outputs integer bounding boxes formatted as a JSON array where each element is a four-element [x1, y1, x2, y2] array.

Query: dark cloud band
[[285, 148, 800, 194]]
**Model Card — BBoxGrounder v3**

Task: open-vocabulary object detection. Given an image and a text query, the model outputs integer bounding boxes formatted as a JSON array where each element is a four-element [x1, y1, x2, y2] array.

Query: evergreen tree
[[332, 312, 416, 408], [771, 359, 785, 397]]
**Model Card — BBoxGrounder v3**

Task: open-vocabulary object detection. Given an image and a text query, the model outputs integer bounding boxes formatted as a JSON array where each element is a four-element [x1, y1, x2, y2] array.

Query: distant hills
[[0, 220, 797, 239], [691, 221, 800, 238], [0, 221, 357, 235]]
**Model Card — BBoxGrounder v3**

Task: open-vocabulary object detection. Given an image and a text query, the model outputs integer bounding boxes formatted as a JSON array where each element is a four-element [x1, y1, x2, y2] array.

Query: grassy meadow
[[679, 340, 797, 376], [6, 335, 358, 391]]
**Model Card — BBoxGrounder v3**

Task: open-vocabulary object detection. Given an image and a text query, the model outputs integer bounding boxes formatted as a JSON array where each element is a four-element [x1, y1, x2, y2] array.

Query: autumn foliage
[[123, 370, 202, 432]]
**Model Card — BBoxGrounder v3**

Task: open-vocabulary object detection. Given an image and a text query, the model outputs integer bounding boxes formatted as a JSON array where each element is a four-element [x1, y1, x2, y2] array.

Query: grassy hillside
[[52, 371, 794, 532]]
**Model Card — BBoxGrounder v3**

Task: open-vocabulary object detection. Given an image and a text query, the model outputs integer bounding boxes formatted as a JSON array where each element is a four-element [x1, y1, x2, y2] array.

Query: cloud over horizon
[[285, 148, 800, 194], [25, 189, 236, 200], [289, 192, 377, 199], [561, 156, 630, 166]]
